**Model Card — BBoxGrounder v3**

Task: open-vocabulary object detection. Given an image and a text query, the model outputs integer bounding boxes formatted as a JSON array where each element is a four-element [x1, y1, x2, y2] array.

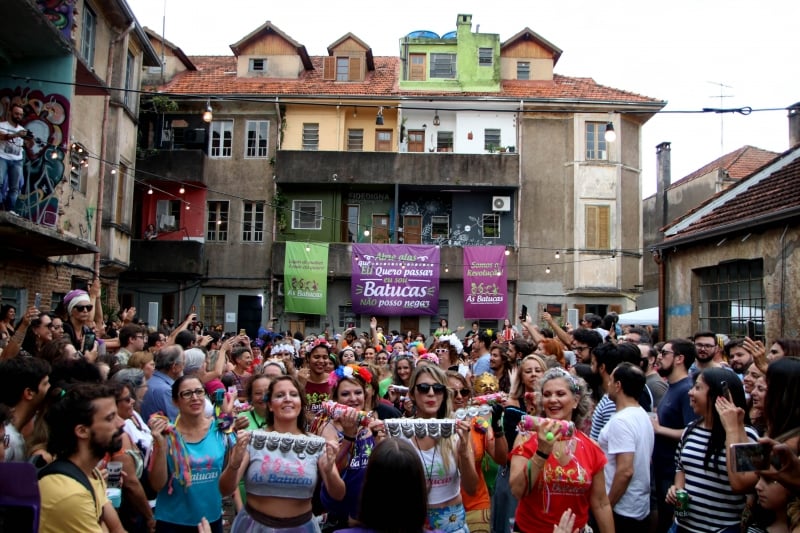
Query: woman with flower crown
[[311, 364, 387, 531]]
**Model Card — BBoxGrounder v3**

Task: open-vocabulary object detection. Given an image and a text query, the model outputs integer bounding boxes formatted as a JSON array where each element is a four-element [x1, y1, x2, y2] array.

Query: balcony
[[271, 242, 518, 281], [1, 0, 73, 62], [275, 151, 519, 188], [136, 149, 206, 185], [0, 212, 98, 258], [126, 239, 204, 279]]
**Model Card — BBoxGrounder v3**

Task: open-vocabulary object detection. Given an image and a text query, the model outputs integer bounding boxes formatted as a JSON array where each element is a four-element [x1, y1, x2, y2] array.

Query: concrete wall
[[663, 224, 800, 340]]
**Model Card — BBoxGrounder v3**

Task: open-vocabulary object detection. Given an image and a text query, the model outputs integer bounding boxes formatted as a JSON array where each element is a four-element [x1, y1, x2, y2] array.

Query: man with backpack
[[38, 383, 126, 533]]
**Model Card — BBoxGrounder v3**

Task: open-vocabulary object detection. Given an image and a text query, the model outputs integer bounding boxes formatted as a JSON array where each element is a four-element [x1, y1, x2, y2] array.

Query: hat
[[64, 289, 91, 315]]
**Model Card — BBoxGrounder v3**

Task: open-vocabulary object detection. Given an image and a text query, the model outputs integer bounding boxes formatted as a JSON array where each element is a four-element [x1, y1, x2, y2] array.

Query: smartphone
[[519, 305, 528, 322], [746, 320, 756, 339], [83, 332, 96, 353], [239, 329, 246, 336], [720, 381, 731, 401], [214, 389, 225, 406], [34, 292, 41, 309], [731, 442, 774, 472]]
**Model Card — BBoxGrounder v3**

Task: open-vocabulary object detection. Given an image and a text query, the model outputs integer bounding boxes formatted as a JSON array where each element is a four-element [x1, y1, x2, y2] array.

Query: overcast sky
[[128, 0, 799, 198]]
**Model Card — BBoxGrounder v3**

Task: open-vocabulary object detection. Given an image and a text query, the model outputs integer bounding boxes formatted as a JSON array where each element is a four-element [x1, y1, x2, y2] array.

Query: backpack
[[37, 459, 98, 511]]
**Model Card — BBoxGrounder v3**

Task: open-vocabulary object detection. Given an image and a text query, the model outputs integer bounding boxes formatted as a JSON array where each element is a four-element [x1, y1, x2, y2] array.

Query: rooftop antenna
[[707, 81, 733, 155]]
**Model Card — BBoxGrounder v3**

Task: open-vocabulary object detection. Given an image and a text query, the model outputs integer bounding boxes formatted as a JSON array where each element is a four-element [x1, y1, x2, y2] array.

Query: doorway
[[371, 214, 390, 243], [403, 215, 422, 244]]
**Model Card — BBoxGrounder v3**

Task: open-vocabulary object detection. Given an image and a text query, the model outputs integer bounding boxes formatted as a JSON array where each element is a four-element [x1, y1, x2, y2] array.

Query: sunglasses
[[434, 348, 449, 354], [415, 383, 446, 395], [74, 305, 93, 312], [450, 388, 471, 398], [178, 388, 206, 399]]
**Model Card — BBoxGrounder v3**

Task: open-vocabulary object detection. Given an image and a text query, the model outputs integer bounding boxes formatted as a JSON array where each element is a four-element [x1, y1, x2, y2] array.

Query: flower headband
[[328, 363, 373, 388], [419, 352, 440, 365], [307, 338, 331, 355], [408, 341, 427, 355], [544, 367, 581, 394]]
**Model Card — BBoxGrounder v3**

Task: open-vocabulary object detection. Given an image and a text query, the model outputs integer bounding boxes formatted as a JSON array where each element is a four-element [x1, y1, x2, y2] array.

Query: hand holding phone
[[83, 332, 96, 353], [731, 442, 776, 472], [34, 292, 41, 309], [519, 305, 528, 322]]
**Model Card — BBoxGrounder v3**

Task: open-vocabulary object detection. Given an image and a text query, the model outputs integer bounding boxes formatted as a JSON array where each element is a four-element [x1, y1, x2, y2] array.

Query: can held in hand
[[675, 489, 690, 519]]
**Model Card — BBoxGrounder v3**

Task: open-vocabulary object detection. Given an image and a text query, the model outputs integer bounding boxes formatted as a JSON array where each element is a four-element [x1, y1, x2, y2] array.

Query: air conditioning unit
[[162, 129, 172, 142], [492, 196, 511, 212]]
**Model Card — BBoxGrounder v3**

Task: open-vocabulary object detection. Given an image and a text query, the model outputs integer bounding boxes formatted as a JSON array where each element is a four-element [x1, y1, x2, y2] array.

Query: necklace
[[414, 436, 437, 491]]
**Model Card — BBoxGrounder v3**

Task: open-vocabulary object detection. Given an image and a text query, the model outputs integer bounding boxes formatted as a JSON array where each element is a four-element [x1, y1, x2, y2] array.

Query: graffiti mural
[[0, 87, 70, 227], [36, 0, 75, 41], [400, 198, 495, 246]]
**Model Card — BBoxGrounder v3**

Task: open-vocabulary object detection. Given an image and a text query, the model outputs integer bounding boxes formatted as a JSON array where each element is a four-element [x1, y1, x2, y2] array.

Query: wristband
[[342, 434, 356, 442], [535, 449, 550, 460]]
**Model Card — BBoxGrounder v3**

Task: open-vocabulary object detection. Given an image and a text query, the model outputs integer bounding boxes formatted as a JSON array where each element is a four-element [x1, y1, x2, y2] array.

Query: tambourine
[[383, 418, 456, 439], [250, 430, 327, 459], [518, 415, 576, 440], [321, 401, 371, 427]]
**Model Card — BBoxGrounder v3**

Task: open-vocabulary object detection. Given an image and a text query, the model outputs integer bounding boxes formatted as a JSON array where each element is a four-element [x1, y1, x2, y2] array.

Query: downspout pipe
[[94, 21, 136, 279]]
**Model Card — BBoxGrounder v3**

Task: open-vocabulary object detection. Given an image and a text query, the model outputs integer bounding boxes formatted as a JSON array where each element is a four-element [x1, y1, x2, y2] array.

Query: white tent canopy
[[617, 307, 658, 326]]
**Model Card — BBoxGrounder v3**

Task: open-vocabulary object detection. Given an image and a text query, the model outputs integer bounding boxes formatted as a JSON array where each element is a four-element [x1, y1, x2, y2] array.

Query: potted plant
[[507, 145, 515, 153], [487, 144, 496, 153]]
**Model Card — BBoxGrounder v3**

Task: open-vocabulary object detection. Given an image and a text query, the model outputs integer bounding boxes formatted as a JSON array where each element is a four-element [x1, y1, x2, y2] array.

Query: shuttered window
[[585, 205, 611, 249], [323, 56, 363, 81]]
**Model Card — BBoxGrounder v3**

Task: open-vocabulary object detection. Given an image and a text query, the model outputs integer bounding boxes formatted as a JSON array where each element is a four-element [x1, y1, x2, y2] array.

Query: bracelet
[[535, 449, 550, 460], [342, 434, 356, 442]]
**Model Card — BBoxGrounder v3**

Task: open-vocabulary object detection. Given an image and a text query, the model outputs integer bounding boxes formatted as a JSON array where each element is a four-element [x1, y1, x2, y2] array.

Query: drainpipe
[[94, 22, 136, 279], [514, 100, 523, 314], [654, 249, 666, 338], [271, 97, 282, 334]]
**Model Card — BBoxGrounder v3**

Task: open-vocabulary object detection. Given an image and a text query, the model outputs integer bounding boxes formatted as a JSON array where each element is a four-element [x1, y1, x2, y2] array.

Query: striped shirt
[[590, 394, 615, 440], [674, 423, 758, 533]]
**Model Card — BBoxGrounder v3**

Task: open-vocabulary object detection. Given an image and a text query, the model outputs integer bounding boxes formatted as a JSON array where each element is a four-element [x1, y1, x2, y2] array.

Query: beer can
[[675, 489, 690, 518]]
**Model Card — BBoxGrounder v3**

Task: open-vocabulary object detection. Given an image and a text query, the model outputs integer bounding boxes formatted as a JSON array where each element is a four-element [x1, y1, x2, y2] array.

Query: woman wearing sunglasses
[[148, 375, 247, 533], [406, 365, 478, 533], [61, 289, 97, 355], [446, 370, 507, 533]]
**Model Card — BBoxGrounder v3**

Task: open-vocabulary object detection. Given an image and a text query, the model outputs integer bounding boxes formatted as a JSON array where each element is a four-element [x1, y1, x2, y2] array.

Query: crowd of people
[[1, 291, 799, 533]]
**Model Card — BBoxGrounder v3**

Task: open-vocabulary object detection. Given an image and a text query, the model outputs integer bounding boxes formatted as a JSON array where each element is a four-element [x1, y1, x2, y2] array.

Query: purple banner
[[463, 246, 508, 319], [352, 244, 439, 316]]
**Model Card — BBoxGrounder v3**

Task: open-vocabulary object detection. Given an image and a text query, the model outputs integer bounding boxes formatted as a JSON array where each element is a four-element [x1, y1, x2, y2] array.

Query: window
[[69, 149, 86, 193], [483, 214, 500, 238], [338, 305, 357, 328], [336, 57, 349, 81], [585, 122, 608, 160], [409, 53, 426, 81], [156, 199, 181, 232], [209, 121, 233, 158], [347, 129, 364, 151], [249, 58, 266, 72], [302, 123, 319, 151], [437, 131, 454, 152], [323, 56, 362, 81], [81, 3, 97, 66], [478, 48, 493, 66], [375, 130, 392, 152], [346, 204, 359, 242], [242, 202, 264, 242], [585, 205, 611, 249], [484, 129, 501, 150], [124, 51, 135, 108], [207, 201, 229, 241], [201, 295, 225, 327], [292, 200, 322, 230], [245, 120, 269, 158], [698, 259, 764, 341], [431, 216, 450, 239], [516, 61, 531, 80], [430, 53, 456, 78], [115, 163, 127, 224]]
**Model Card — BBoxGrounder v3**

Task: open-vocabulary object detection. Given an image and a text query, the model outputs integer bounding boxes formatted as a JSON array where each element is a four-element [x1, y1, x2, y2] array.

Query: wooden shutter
[[585, 205, 611, 249], [586, 206, 598, 248], [348, 56, 362, 81], [322, 57, 335, 80], [409, 54, 426, 81]]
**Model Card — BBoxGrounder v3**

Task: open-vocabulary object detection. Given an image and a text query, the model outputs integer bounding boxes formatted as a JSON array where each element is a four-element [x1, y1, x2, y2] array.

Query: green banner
[[284, 242, 329, 315]]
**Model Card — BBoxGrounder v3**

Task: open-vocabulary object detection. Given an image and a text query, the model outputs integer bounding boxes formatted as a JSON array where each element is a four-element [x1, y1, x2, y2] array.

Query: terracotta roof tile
[[663, 150, 800, 241], [668, 145, 779, 190], [147, 55, 663, 106]]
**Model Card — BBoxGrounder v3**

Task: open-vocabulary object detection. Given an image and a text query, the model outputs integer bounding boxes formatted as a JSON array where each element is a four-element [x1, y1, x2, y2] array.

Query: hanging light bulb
[[110, 168, 117, 174], [185, 202, 190, 210], [555, 250, 560, 259], [363, 229, 370, 237], [375, 106, 384, 126], [216, 218, 222, 225], [305, 244, 311, 252], [202, 100, 213, 123], [147, 187, 153, 195], [433, 110, 440, 126], [444, 264, 449, 273], [604, 122, 616, 142], [50, 150, 59, 160], [504, 248, 511, 256], [179, 185, 185, 194], [545, 265, 551, 274]]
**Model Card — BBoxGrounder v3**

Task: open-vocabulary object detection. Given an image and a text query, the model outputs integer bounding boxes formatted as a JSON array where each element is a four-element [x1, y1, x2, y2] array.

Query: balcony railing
[[275, 151, 519, 187], [127, 239, 204, 279], [136, 149, 206, 185]]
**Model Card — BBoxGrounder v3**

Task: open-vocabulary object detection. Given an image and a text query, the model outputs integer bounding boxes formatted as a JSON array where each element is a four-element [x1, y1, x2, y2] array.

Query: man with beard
[[691, 330, 721, 374], [39, 383, 126, 533], [725, 338, 753, 378], [0, 356, 51, 461], [0, 103, 28, 214], [650, 339, 698, 533]]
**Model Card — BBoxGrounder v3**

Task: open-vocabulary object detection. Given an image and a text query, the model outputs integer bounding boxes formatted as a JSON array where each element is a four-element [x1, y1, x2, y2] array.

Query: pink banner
[[463, 246, 507, 319]]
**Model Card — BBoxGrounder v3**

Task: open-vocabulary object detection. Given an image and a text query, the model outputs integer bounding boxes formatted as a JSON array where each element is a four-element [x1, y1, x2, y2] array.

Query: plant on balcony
[[507, 146, 515, 153], [149, 95, 179, 114], [273, 189, 288, 233]]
